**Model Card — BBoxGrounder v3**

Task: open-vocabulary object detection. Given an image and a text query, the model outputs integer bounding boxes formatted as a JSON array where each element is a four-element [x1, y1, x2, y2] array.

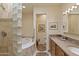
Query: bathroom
[[0, 3, 79, 56]]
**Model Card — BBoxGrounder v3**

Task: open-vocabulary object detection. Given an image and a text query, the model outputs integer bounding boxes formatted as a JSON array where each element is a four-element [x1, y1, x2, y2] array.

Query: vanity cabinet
[[55, 44, 64, 56], [49, 39, 52, 53], [51, 39, 55, 56], [49, 38, 55, 56], [49, 38, 68, 56]]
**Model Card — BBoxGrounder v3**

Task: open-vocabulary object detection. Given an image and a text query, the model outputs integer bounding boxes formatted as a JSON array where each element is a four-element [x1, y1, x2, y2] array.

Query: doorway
[[36, 14, 47, 51]]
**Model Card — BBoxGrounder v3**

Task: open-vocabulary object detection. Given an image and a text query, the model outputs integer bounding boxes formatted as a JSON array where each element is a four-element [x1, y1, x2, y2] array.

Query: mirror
[[67, 5, 79, 35]]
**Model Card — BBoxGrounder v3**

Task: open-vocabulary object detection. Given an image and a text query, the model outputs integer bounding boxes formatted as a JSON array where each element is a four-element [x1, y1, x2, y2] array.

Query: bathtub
[[21, 37, 36, 56], [22, 37, 35, 49]]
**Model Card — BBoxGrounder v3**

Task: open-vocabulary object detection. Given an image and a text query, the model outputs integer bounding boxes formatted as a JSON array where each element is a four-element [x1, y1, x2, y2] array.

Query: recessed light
[[22, 6, 26, 8]]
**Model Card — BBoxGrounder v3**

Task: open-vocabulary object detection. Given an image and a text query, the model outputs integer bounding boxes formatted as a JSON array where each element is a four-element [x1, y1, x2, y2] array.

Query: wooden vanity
[[49, 38, 68, 56]]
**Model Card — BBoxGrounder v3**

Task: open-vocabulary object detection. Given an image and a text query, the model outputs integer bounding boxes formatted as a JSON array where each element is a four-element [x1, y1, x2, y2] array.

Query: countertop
[[50, 36, 79, 56]]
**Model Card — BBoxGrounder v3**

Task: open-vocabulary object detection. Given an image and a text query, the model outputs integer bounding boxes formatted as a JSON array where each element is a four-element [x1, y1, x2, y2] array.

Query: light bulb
[[66, 10, 68, 13], [70, 8, 73, 11], [72, 6, 75, 9], [22, 6, 26, 8], [63, 12, 67, 15], [74, 6, 77, 8], [67, 10, 70, 13], [68, 8, 71, 11]]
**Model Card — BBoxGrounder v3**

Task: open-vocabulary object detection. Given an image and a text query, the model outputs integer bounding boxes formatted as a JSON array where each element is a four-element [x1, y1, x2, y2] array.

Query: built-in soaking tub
[[21, 37, 36, 56]]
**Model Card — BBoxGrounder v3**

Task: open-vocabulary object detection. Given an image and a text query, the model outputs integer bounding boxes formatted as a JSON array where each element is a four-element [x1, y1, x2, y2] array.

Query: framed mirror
[[67, 5, 79, 35]]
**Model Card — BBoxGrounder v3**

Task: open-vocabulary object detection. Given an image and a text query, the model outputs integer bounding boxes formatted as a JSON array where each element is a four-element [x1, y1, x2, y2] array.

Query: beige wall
[[33, 4, 62, 35], [0, 18, 13, 48], [22, 3, 79, 41], [22, 13, 33, 37], [0, 3, 12, 18]]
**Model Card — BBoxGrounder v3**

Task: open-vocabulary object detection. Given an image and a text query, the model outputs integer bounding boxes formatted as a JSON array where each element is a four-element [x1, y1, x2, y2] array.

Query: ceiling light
[[22, 6, 26, 8]]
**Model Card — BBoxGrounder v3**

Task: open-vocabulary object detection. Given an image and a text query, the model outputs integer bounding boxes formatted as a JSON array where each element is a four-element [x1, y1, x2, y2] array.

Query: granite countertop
[[50, 35, 79, 56]]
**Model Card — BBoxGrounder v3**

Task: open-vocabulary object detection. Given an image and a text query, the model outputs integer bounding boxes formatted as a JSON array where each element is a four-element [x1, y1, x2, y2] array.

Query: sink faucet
[[61, 36, 67, 41]]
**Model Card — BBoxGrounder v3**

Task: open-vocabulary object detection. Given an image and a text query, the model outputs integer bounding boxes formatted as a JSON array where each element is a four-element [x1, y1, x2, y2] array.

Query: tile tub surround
[[49, 34, 79, 56], [22, 44, 36, 56], [17, 37, 36, 56]]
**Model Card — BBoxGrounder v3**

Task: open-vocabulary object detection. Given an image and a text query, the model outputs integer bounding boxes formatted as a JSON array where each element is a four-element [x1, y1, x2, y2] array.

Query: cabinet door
[[51, 39, 55, 56], [55, 44, 64, 56], [49, 38, 52, 53]]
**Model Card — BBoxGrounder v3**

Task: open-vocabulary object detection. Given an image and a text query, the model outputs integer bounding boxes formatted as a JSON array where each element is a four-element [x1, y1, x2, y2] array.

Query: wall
[[33, 4, 62, 50], [0, 18, 13, 54], [22, 13, 33, 37], [0, 3, 12, 18], [0, 3, 13, 55], [33, 4, 62, 35]]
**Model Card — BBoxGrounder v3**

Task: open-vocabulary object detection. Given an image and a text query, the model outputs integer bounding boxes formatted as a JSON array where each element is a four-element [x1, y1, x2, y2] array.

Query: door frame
[[33, 10, 49, 52]]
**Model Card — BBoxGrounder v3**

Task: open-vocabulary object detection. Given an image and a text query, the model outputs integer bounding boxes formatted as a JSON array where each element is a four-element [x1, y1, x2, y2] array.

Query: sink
[[68, 46, 79, 55]]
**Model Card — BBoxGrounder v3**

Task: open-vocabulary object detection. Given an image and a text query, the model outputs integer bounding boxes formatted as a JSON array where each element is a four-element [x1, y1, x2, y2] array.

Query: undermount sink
[[68, 46, 79, 55]]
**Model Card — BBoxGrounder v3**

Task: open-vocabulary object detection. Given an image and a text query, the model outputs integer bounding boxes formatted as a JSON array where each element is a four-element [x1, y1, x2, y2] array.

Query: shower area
[[0, 3, 36, 56], [0, 18, 13, 55], [0, 4, 13, 55]]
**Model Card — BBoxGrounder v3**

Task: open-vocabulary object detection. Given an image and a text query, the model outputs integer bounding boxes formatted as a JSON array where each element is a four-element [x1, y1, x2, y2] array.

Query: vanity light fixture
[[68, 8, 71, 11], [70, 8, 73, 11], [67, 10, 70, 13], [65, 10, 68, 13], [63, 5, 77, 15], [65, 10, 70, 13], [72, 6, 75, 9], [74, 6, 77, 9], [63, 12, 67, 15], [67, 8, 71, 13]]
